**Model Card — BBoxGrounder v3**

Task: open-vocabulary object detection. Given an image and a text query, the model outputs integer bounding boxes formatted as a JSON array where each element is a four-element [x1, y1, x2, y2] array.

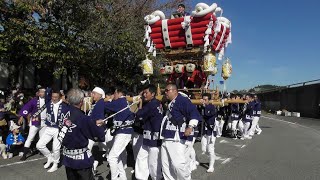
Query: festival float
[[138, 2, 245, 105]]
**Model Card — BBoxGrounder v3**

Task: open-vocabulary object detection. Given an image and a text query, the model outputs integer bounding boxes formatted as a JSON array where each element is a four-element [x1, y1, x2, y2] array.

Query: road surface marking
[[0, 157, 46, 168], [262, 115, 320, 135], [221, 158, 232, 164], [219, 139, 229, 143], [263, 116, 296, 125]]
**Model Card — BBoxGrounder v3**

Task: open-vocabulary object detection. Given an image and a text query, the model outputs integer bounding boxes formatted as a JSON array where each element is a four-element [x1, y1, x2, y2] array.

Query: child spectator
[[6, 123, 25, 158]]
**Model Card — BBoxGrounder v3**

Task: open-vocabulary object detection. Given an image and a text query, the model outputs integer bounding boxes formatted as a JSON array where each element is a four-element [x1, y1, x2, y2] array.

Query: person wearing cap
[[58, 88, 105, 180], [6, 123, 25, 159], [36, 89, 70, 172], [18, 86, 47, 161], [87, 87, 106, 175], [87, 87, 106, 122]]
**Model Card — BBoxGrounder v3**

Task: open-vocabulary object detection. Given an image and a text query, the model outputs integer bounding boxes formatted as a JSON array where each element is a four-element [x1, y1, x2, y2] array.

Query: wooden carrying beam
[[125, 96, 247, 106]]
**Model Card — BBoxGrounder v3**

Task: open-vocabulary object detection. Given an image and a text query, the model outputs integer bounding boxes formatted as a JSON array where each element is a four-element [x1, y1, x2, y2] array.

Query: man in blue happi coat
[[97, 86, 134, 180], [135, 84, 163, 180], [37, 89, 70, 172], [58, 88, 105, 180], [200, 93, 217, 173], [249, 95, 262, 136], [160, 83, 201, 180]]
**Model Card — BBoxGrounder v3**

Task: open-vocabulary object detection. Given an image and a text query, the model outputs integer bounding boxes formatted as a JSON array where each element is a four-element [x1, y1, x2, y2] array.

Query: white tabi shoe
[[191, 163, 197, 171], [47, 163, 58, 173], [44, 157, 53, 169], [207, 167, 214, 173], [257, 129, 262, 135]]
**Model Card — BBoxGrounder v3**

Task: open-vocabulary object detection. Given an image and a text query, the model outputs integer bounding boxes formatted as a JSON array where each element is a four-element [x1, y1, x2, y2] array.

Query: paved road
[[1, 114, 320, 180]]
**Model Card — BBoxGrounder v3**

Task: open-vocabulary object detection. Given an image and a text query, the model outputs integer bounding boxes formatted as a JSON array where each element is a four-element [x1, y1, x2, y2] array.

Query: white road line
[[219, 139, 229, 143], [215, 155, 227, 161], [262, 116, 297, 125], [262, 115, 320, 136], [240, 145, 246, 149], [0, 157, 46, 168], [215, 155, 222, 160], [221, 157, 232, 164]]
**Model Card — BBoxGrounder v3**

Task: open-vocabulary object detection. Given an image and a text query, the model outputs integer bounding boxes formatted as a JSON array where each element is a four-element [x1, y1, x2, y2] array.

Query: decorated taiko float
[[137, 2, 245, 105]]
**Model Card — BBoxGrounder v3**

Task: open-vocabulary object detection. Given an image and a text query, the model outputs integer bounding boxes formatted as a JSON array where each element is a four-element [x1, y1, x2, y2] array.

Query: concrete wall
[[258, 83, 320, 119]]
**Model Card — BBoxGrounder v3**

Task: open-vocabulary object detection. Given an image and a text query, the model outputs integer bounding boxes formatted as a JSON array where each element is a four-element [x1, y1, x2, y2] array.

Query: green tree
[[1, 0, 186, 90]]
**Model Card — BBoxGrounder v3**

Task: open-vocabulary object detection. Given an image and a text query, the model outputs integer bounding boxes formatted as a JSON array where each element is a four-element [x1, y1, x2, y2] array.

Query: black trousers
[[65, 166, 94, 180], [9, 144, 24, 155]]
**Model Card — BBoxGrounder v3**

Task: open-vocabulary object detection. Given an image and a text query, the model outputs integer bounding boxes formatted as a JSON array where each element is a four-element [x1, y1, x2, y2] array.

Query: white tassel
[[148, 44, 154, 53], [205, 20, 213, 35], [147, 25, 152, 33], [214, 21, 221, 33], [146, 38, 151, 47], [204, 35, 209, 42], [204, 18, 214, 53], [204, 78, 209, 89], [218, 47, 225, 60], [205, 28, 212, 35], [204, 38, 210, 47], [181, 16, 191, 29], [153, 47, 156, 57], [144, 25, 152, 47], [181, 22, 186, 29], [225, 32, 232, 47]]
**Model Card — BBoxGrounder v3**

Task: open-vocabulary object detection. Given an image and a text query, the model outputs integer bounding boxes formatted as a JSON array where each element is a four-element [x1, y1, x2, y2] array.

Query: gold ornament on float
[[203, 50, 217, 73], [141, 55, 153, 76], [222, 58, 232, 80]]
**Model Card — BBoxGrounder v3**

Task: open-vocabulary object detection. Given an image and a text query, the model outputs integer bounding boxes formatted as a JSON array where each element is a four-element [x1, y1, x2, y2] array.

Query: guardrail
[[256, 79, 320, 94]]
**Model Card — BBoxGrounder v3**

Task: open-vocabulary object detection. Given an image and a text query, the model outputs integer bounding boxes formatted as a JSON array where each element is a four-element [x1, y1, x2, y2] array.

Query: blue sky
[[181, 0, 320, 91]]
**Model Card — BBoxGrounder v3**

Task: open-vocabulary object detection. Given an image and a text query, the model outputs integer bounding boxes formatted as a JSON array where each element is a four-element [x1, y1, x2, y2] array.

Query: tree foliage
[[0, 0, 186, 89]]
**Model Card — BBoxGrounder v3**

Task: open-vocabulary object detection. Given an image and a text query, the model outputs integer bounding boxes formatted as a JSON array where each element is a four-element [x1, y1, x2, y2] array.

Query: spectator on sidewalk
[[6, 123, 25, 158]]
